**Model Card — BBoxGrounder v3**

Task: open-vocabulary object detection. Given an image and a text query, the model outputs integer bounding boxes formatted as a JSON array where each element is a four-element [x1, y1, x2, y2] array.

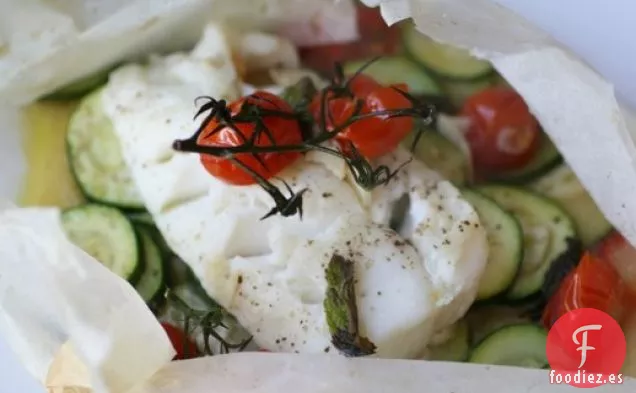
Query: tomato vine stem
[[172, 59, 437, 220]]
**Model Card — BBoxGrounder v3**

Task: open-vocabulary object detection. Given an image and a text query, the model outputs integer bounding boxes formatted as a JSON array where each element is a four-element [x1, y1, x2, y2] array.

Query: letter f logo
[[572, 324, 602, 368]]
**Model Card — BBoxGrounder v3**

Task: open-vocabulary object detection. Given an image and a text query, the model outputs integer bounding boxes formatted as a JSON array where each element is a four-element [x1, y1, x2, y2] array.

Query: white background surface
[[1, 1, 635, 392]]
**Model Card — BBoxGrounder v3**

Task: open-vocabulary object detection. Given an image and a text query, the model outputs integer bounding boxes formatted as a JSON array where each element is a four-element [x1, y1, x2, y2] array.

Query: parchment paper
[[0, 0, 358, 105], [2, 0, 636, 392], [363, 0, 636, 248]]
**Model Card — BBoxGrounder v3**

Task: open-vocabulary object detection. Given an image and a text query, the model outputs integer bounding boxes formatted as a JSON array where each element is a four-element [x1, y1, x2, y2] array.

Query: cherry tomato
[[461, 87, 541, 173], [197, 91, 303, 186], [309, 76, 413, 159], [161, 322, 199, 360], [596, 231, 632, 264], [298, 5, 400, 73], [596, 231, 636, 291], [542, 252, 631, 329]]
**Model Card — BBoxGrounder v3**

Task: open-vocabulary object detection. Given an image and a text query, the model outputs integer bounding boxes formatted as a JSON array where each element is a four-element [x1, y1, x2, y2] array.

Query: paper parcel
[[1, 0, 636, 392]]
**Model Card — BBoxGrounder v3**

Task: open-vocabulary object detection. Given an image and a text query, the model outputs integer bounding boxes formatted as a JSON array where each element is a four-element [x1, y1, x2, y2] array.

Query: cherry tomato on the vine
[[309, 74, 413, 159], [461, 87, 540, 174], [541, 252, 634, 329], [197, 91, 303, 186], [161, 322, 199, 360], [596, 231, 636, 293]]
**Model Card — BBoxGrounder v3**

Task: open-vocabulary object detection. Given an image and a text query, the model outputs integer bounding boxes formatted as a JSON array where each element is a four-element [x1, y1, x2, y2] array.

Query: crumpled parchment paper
[[363, 0, 636, 248], [0, 205, 175, 393], [1, 0, 636, 392], [0, 0, 357, 105]]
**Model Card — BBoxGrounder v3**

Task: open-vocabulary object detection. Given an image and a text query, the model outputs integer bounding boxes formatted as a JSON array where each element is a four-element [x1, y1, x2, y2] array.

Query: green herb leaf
[[280, 77, 317, 141], [280, 76, 318, 111], [323, 253, 376, 357], [165, 283, 252, 356]]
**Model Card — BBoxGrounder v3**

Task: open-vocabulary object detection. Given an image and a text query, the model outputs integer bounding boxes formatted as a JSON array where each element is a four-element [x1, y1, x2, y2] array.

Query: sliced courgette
[[529, 165, 612, 246], [402, 22, 493, 81], [485, 132, 562, 184], [476, 185, 578, 300], [427, 319, 470, 361], [438, 77, 496, 109], [42, 67, 113, 101], [461, 189, 523, 301], [128, 211, 155, 226], [61, 203, 141, 283], [171, 281, 220, 312], [468, 324, 548, 368], [466, 305, 534, 345], [403, 127, 468, 185], [343, 56, 442, 96], [165, 256, 200, 288], [134, 225, 166, 303], [66, 89, 144, 209]]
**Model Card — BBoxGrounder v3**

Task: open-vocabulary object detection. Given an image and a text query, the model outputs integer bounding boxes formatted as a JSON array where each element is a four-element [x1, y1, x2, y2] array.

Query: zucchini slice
[[461, 189, 523, 301], [402, 22, 493, 81], [403, 128, 468, 185], [529, 165, 612, 246], [61, 203, 141, 283], [66, 89, 144, 209], [476, 185, 578, 300], [439, 77, 496, 109], [468, 324, 548, 368], [427, 319, 470, 361], [466, 305, 534, 345], [485, 132, 562, 184], [42, 67, 113, 101], [128, 211, 155, 226], [134, 225, 166, 303], [343, 56, 442, 96]]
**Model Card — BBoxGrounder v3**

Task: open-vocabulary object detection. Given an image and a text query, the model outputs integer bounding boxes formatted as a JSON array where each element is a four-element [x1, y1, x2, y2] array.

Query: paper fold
[[0, 0, 358, 105], [137, 353, 635, 393], [0, 206, 175, 393]]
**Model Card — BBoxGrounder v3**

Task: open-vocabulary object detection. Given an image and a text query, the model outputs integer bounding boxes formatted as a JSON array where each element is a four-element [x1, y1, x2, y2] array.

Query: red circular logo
[[546, 308, 626, 388]]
